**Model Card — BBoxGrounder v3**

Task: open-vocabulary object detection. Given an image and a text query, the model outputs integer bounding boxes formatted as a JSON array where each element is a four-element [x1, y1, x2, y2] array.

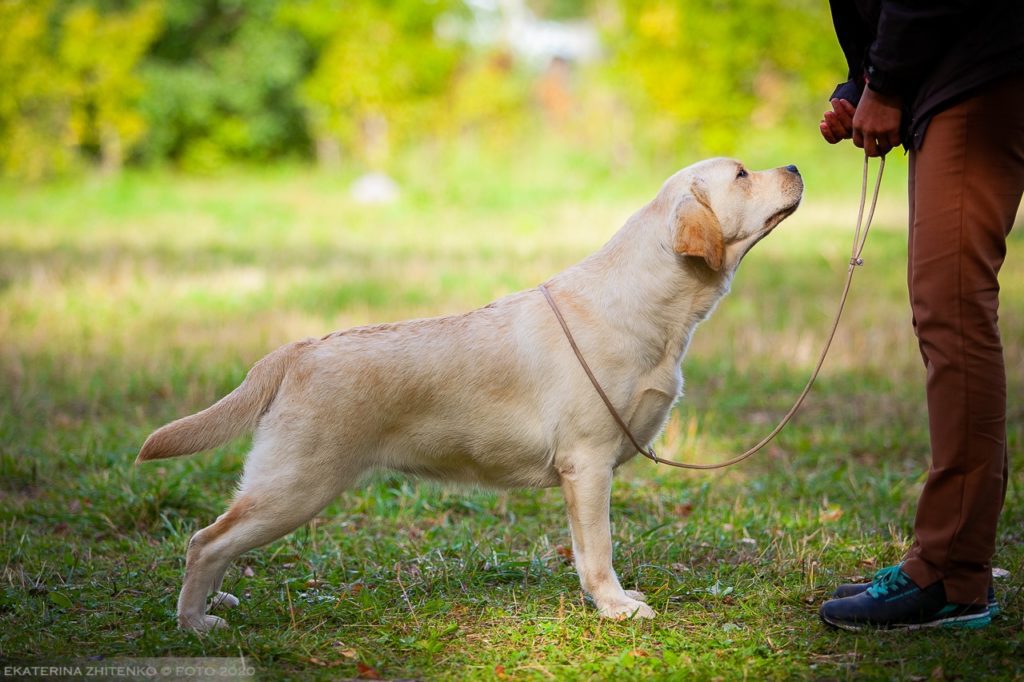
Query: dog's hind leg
[[176, 439, 360, 633], [559, 457, 654, 620]]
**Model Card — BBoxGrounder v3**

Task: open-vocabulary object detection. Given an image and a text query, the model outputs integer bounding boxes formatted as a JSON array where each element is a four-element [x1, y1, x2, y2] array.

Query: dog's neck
[[549, 204, 735, 372]]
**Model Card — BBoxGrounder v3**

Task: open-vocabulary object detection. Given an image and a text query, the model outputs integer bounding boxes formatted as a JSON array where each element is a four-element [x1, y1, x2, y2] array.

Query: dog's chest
[[620, 366, 683, 458]]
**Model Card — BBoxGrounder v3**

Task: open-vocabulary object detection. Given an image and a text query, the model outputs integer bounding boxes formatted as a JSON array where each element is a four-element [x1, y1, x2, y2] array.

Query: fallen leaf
[[356, 662, 380, 680], [992, 567, 1010, 579], [674, 502, 694, 517], [818, 508, 843, 523], [243, 566, 255, 577], [555, 545, 574, 563], [495, 664, 507, 678], [332, 644, 358, 660]]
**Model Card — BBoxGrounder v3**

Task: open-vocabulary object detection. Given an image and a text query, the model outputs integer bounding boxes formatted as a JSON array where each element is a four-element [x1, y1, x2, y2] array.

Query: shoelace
[[866, 565, 909, 598]]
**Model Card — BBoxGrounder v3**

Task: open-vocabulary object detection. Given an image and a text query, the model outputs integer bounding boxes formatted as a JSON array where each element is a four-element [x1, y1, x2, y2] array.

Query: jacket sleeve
[[866, 0, 971, 96], [828, 0, 869, 105]]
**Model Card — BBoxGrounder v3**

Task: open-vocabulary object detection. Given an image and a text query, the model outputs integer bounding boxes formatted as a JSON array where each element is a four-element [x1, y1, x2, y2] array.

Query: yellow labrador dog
[[138, 158, 803, 632]]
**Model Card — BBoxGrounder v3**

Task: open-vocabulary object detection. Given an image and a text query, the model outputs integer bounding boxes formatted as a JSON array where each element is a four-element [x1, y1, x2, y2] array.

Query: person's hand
[[852, 87, 902, 157], [819, 98, 855, 144]]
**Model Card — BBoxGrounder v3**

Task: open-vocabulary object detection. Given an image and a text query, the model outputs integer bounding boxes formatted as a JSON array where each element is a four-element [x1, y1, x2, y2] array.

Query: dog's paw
[[598, 598, 656, 620], [210, 591, 240, 610], [623, 590, 647, 602], [179, 614, 228, 633]]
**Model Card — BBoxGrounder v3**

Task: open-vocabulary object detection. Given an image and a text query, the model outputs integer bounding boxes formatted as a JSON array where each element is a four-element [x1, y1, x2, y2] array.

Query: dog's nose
[[785, 164, 800, 175]]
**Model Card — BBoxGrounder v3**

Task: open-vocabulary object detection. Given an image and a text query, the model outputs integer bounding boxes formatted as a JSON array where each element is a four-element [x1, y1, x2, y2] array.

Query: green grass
[[1, 146, 1022, 680]]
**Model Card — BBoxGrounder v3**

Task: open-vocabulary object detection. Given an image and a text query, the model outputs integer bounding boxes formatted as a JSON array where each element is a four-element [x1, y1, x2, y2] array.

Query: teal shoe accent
[[865, 564, 911, 600], [832, 565, 1000, 618], [820, 567, 992, 631], [931, 603, 992, 630], [940, 612, 992, 630]]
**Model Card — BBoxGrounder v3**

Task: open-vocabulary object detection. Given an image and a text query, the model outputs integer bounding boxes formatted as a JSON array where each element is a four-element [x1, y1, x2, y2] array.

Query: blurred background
[[2, 0, 854, 183]]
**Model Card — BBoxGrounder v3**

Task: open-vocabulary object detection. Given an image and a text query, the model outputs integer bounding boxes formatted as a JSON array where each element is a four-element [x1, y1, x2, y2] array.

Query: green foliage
[[138, 0, 312, 171], [282, 0, 466, 167], [604, 0, 843, 155], [59, 0, 163, 172], [0, 0, 851, 178], [0, 0, 74, 179], [0, 0, 163, 178]]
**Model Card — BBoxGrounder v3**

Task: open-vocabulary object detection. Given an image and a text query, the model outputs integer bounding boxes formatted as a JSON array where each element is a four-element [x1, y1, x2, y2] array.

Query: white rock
[[350, 172, 400, 205]]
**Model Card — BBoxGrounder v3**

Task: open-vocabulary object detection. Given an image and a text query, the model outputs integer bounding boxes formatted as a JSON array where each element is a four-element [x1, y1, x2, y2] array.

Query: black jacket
[[829, 0, 1024, 149]]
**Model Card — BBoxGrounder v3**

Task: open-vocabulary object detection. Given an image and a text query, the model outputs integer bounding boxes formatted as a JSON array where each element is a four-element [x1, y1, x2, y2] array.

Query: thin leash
[[539, 155, 885, 470]]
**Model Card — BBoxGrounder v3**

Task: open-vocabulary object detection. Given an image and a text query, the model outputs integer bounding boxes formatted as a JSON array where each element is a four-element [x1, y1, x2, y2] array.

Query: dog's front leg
[[559, 461, 655, 619]]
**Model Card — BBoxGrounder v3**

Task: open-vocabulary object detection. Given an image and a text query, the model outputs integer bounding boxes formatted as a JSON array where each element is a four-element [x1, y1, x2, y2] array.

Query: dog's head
[[665, 158, 803, 272]]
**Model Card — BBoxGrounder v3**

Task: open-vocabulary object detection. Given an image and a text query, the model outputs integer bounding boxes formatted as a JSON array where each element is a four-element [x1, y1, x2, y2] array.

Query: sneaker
[[831, 565, 1000, 618], [819, 565, 991, 631]]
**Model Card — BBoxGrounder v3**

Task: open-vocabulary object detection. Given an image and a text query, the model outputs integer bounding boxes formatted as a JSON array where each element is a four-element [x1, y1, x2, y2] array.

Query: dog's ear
[[672, 184, 724, 271]]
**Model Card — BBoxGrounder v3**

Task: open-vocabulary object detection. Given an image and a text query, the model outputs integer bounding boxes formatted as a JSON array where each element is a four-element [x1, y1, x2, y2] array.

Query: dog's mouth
[[736, 199, 802, 260], [763, 199, 801, 232]]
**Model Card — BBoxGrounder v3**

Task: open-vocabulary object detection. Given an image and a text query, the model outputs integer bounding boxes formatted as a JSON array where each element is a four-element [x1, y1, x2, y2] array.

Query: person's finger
[[824, 111, 850, 140], [823, 112, 838, 139], [864, 135, 879, 157], [852, 127, 865, 149], [835, 116, 853, 138], [820, 120, 838, 144], [875, 128, 900, 156], [838, 99, 856, 117], [831, 99, 854, 129]]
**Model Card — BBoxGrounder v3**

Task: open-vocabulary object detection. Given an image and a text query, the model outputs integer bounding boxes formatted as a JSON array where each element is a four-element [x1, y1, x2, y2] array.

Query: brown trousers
[[901, 73, 1024, 604]]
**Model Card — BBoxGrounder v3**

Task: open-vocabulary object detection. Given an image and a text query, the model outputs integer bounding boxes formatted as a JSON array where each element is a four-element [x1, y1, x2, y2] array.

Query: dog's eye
[[736, 168, 748, 179]]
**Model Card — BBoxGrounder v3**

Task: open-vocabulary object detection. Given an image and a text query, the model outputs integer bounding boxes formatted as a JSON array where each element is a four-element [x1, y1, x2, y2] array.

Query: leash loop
[[540, 155, 885, 470]]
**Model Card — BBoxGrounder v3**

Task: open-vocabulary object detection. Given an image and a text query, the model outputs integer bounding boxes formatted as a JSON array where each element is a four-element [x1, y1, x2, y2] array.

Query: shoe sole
[[821, 610, 991, 632], [832, 589, 1000, 619], [831, 596, 1001, 619]]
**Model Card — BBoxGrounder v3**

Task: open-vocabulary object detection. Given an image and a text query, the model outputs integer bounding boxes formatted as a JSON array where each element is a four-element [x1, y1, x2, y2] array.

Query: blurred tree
[[281, 0, 466, 168], [603, 0, 841, 155], [0, 0, 848, 179], [444, 50, 531, 147], [58, 0, 163, 173], [137, 0, 311, 171], [0, 0, 74, 180]]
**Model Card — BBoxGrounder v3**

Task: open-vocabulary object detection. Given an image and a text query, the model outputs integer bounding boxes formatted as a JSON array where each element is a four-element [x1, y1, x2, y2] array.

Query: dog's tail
[[136, 340, 311, 463]]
